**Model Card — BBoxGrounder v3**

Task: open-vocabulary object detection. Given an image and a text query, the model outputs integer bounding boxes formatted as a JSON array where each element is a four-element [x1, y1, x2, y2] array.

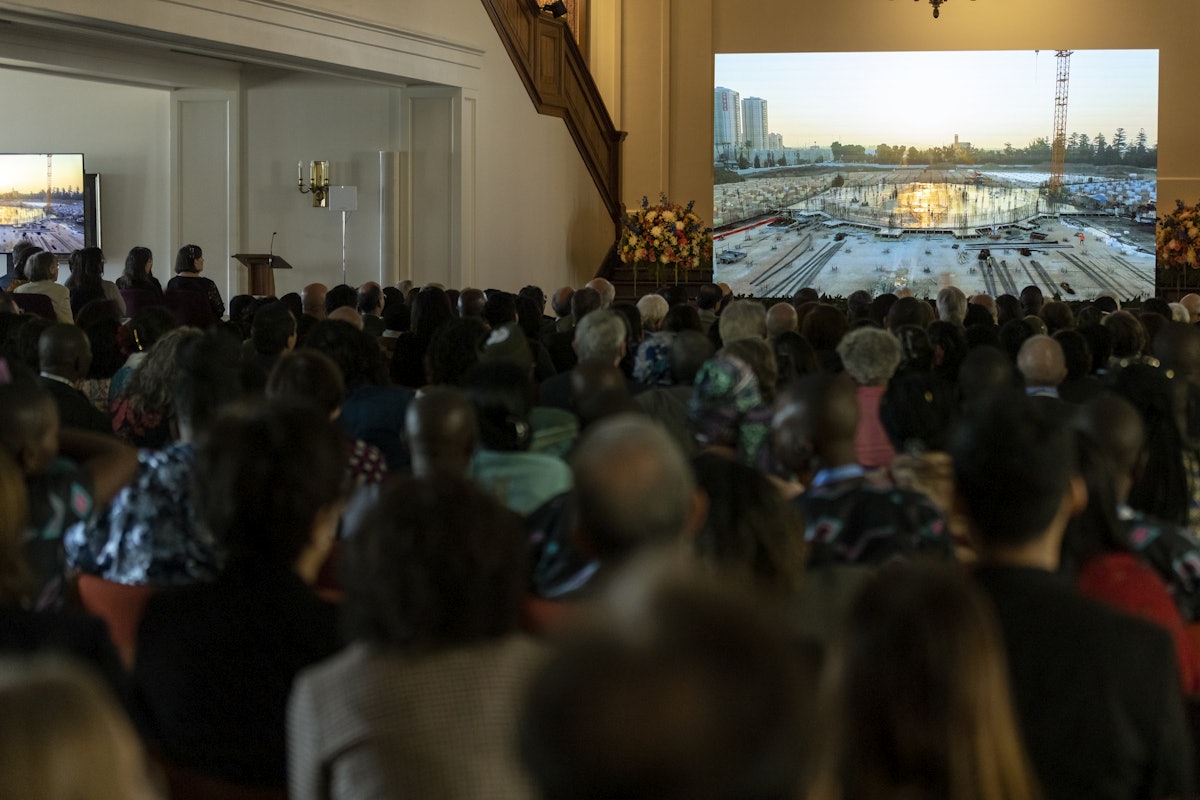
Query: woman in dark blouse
[[166, 244, 224, 318]]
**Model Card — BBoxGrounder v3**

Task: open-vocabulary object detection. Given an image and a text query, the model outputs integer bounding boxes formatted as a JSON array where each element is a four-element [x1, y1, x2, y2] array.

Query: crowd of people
[[1, 240, 1199, 799]]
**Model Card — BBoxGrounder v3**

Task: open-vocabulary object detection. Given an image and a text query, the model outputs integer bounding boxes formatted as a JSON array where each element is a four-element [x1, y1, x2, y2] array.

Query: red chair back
[[10, 292, 57, 320], [76, 575, 159, 669]]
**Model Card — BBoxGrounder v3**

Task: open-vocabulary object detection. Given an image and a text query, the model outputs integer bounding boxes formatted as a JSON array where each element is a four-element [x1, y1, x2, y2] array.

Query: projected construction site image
[[713, 168, 1155, 301]]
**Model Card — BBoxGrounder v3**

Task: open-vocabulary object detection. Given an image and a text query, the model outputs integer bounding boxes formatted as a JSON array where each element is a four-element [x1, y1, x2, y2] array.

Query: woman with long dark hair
[[66, 247, 124, 317], [116, 246, 163, 296]]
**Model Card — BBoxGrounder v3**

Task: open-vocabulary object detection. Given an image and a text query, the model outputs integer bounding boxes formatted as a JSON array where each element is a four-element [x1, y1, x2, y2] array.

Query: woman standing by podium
[[167, 244, 224, 318]]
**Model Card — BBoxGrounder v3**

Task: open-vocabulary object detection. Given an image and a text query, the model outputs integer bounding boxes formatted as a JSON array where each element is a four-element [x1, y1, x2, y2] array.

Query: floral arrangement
[[1157, 199, 1200, 270], [619, 195, 713, 277]]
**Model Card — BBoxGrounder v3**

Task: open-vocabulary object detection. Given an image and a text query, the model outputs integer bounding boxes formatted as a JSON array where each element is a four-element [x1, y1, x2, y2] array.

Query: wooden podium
[[233, 253, 293, 297]]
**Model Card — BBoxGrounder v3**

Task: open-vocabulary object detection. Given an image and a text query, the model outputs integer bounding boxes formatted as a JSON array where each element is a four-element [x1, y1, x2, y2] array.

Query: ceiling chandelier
[[908, 0, 974, 19]]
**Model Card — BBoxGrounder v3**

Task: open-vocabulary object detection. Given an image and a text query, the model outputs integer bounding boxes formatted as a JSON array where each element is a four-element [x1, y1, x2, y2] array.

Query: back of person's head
[[520, 570, 810, 800], [122, 246, 153, 285], [304, 319, 386, 388], [323, 284, 357, 315], [586, 277, 616, 309], [1054, 329, 1093, 381], [846, 289, 872, 322], [516, 295, 544, 339], [197, 402, 346, 567], [575, 309, 626, 364], [266, 349, 345, 416], [886, 296, 925, 331], [670, 329, 715, 385], [0, 370, 56, 477], [814, 565, 1038, 800], [721, 337, 779, 403], [572, 414, 697, 561], [409, 286, 454, 338], [718, 300, 767, 344], [836, 326, 900, 387], [691, 452, 806, 592], [250, 301, 295, 356], [427, 316, 488, 386], [957, 346, 1017, 409], [173, 327, 248, 437], [10, 241, 37, 279], [26, 251, 57, 283], [1110, 363, 1190, 526], [935, 285, 967, 326], [462, 361, 533, 451], [1093, 295, 1120, 314], [997, 318, 1034, 363], [662, 304, 702, 333], [1040, 300, 1075, 336], [1018, 284, 1044, 316], [793, 287, 819, 306], [38, 323, 92, 380], [949, 391, 1077, 548], [659, 285, 689, 309], [66, 247, 105, 289], [611, 302, 642, 344], [696, 283, 722, 311], [571, 362, 637, 429], [1142, 297, 1172, 320], [765, 302, 799, 339], [1016, 334, 1067, 389], [405, 386, 478, 478], [995, 293, 1021, 326], [801, 303, 849, 352], [893, 324, 933, 372], [636, 293, 669, 332], [344, 474, 524, 649], [519, 284, 545, 313], [963, 302, 994, 329], [550, 286, 574, 317], [0, 658, 156, 800], [771, 373, 858, 474], [174, 244, 202, 274], [1103, 310, 1145, 359], [571, 287, 602, 323], [483, 291, 518, 329], [356, 283, 383, 316], [868, 293, 897, 327]]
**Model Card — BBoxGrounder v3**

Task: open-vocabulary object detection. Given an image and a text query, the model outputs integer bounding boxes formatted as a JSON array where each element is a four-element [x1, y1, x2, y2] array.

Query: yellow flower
[[650, 225, 663, 238], [662, 211, 677, 223]]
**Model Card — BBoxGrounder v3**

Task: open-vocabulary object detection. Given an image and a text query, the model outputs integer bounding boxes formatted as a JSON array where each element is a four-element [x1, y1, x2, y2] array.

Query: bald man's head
[[969, 294, 998, 322], [765, 302, 798, 338], [301, 283, 328, 318], [405, 387, 478, 478], [586, 277, 616, 310], [1016, 335, 1066, 389], [38, 323, 92, 381], [572, 414, 699, 562], [1180, 294, 1200, 324], [458, 288, 487, 318], [551, 286, 574, 318]]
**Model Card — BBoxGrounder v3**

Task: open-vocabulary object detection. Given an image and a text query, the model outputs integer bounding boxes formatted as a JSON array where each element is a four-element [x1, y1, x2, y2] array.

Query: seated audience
[[951, 390, 1192, 798], [288, 475, 540, 800], [133, 402, 346, 788], [116, 245, 163, 296]]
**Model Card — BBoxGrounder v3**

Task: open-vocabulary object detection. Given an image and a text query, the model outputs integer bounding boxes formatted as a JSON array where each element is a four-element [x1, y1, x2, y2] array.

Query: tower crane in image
[[44, 153, 53, 211], [1048, 50, 1072, 195]]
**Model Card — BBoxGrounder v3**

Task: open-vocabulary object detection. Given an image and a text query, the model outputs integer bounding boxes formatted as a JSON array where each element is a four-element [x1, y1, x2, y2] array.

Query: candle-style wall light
[[298, 160, 330, 207]]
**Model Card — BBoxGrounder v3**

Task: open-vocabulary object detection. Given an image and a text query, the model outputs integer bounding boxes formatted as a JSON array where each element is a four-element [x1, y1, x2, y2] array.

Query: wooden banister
[[479, 0, 625, 233]]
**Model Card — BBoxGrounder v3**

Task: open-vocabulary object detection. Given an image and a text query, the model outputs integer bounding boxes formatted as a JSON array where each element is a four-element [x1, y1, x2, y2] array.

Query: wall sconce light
[[541, 1, 568, 18], [298, 160, 330, 207]]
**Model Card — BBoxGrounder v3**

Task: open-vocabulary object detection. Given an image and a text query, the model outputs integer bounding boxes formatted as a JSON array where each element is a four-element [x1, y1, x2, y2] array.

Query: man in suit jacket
[[38, 323, 110, 435], [951, 390, 1193, 800]]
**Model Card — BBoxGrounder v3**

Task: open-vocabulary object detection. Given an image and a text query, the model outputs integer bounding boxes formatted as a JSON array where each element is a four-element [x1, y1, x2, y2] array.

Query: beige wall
[[614, 0, 1200, 230]]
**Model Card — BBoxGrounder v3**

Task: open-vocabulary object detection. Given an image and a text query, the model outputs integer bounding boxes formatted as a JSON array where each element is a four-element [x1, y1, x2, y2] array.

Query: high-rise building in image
[[714, 86, 741, 161], [741, 96, 768, 152]]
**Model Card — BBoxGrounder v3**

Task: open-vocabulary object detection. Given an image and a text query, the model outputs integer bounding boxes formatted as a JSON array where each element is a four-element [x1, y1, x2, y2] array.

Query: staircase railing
[[479, 0, 625, 234]]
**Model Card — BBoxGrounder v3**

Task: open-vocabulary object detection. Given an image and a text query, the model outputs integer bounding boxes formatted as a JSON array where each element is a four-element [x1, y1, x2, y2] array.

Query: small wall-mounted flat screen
[[713, 50, 1158, 300], [0, 153, 86, 255]]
